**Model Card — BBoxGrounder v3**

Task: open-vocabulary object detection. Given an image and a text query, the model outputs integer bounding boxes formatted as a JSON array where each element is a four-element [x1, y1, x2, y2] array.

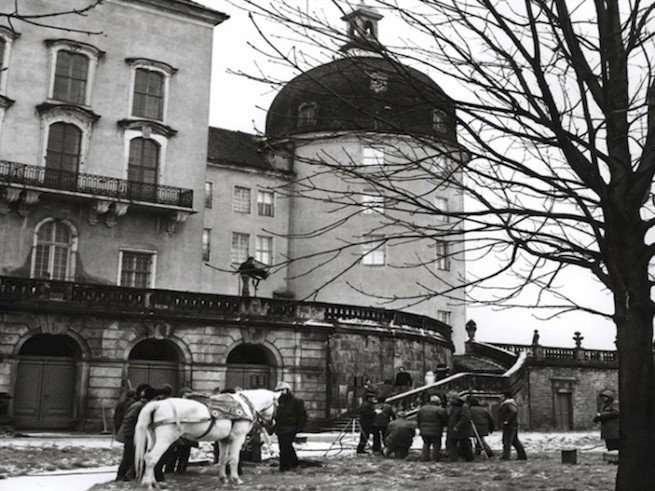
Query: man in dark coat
[[357, 394, 377, 454], [273, 382, 307, 472], [373, 396, 396, 453], [113, 389, 136, 434], [470, 398, 495, 458], [115, 384, 155, 481], [446, 395, 474, 462], [383, 411, 417, 459], [417, 395, 448, 461], [593, 389, 620, 451], [498, 392, 527, 461]]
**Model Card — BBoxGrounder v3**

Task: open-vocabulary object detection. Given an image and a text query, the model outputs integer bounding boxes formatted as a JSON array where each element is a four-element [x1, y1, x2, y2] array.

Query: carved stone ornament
[[16, 190, 41, 217], [88, 199, 112, 225], [137, 320, 175, 340], [105, 202, 129, 228], [166, 210, 190, 234], [0, 186, 21, 214], [241, 325, 268, 345]]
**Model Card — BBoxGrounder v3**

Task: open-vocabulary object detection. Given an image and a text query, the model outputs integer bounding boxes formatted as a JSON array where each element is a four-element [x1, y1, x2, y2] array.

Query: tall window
[[33, 220, 73, 281], [202, 229, 211, 261], [363, 147, 384, 166], [205, 182, 213, 209], [233, 186, 251, 213], [128, 138, 159, 184], [435, 241, 450, 271], [53, 50, 88, 104], [231, 232, 249, 264], [45, 122, 82, 173], [255, 235, 273, 265], [362, 235, 385, 266], [437, 310, 451, 325], [132, 68, 164, 120], [298, 102, 317, 127], [362, 189, 385, 214], [257, 190, 274, 216], [434, 197, 449, 222], [120, 251, 154, 288]]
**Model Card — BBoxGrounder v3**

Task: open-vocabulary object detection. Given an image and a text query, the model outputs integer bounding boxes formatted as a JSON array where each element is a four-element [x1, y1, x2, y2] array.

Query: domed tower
[[265, 3, 467, 351]]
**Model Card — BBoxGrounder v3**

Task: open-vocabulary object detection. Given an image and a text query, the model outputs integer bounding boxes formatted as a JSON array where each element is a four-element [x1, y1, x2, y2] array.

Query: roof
[[265, 56, 456, 140], [128, 0, 229, 26], [207, 127, 271, 171]]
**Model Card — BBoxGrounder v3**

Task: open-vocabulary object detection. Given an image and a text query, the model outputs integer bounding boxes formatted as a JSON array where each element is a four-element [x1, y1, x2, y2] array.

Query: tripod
[[324, 418, 365, 457]]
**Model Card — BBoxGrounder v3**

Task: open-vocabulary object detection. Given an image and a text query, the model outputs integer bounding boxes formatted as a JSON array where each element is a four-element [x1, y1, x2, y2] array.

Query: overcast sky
[[198, 0, 617, 349]]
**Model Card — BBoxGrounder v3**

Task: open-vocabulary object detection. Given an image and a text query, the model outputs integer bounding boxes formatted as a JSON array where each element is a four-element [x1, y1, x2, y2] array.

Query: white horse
[[134, 389, 279, 488]]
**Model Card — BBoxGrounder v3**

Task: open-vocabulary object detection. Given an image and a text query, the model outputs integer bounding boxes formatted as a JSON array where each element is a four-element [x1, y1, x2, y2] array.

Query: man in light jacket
[[498, 392, 527, 461]]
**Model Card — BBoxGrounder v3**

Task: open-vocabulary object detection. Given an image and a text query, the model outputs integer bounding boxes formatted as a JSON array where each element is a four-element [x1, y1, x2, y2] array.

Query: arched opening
[[225, 343, 276, 390], [14, 334, 81, 429], [127, 339, 180, 392]]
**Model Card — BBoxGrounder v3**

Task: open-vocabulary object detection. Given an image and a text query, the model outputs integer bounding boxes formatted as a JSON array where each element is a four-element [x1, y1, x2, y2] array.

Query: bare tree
[[1, 0, 103, 35], [236, 0, 655, 488]]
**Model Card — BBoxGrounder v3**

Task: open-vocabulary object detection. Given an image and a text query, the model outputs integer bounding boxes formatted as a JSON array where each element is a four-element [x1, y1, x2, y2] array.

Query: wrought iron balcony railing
[[0, 160, 193, 208], [0, 275, 452, 342]]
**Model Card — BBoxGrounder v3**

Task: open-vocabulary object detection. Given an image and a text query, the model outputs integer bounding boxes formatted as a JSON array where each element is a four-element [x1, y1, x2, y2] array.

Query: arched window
[[128, 137, 159, 184], [45, 122, 82, 173], [53, 50, 89, 105], [297, 102, 317, 127], [32, 220, 75, 281]]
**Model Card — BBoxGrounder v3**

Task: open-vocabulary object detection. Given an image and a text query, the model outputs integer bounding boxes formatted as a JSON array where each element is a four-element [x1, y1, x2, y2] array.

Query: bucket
[[561, 449, 578, 464]]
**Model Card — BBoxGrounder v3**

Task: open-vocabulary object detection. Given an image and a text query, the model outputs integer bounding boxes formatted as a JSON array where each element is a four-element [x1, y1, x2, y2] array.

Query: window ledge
[[117, 118, 177, 138], [0, 95, 15, 109]]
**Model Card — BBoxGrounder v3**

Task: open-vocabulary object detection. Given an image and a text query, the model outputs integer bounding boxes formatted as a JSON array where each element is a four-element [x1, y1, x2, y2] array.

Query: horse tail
[[134, 401, 158, 479]]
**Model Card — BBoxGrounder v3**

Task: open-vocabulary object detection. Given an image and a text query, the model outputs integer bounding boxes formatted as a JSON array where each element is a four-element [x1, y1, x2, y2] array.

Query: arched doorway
[[127, 339, 180, 391], [14, 334, 81, 429], [225, 343, 276, 390]]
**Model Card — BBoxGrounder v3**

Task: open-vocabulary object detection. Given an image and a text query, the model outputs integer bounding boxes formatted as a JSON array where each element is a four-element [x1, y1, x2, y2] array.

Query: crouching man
[[383, 411, 417, 459]]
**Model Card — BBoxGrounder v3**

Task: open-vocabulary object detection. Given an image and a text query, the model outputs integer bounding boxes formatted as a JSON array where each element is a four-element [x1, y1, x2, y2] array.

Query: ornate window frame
[[45, 39, 104, 107], [117, 248, 157, 288], [30, 217, 79, 281], [297, 102, 318, 128], [125, 58, 177, 124], [0, 27, 19, 96], [122, 128, 168, 184]]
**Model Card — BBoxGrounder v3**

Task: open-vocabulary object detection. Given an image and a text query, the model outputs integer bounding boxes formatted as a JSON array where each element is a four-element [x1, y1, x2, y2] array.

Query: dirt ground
[[88, 451, 616, 491], [0, 445, 121, 477]]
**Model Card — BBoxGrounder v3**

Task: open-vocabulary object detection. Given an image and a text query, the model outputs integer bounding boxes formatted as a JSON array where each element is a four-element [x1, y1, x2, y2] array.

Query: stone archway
[[225, 343, 277, 390], [13, 334, 81, 429], [127, 339, 181, 391]]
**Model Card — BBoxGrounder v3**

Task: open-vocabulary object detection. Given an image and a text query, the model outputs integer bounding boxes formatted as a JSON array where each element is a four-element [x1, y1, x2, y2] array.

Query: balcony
[[0, 275, 452, 346], [0, 160, 194, 230]]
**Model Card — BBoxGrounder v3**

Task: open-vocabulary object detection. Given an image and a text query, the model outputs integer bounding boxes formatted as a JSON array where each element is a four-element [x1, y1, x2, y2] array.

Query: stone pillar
[[573, 331, 585, 361]]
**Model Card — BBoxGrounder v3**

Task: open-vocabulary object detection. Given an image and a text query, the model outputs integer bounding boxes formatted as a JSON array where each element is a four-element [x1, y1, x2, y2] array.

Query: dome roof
[[265, 56, 456, 141]]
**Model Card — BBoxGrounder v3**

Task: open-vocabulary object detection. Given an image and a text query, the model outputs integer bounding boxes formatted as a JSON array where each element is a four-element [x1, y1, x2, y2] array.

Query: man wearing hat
[[593, 389, 620, 451], [417, 395, 448, 461], [272, 382, 307, 471]]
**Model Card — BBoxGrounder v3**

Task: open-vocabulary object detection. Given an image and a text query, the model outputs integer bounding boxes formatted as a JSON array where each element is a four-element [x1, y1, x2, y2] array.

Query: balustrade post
[[573, 331, 585, 361]]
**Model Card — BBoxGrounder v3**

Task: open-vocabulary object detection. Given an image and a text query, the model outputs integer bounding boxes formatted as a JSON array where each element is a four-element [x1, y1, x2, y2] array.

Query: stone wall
[[526, 365, 618, 430]]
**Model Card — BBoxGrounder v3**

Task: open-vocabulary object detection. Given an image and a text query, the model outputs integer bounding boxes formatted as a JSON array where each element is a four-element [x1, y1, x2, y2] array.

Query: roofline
[[125, 0, 229, 26]]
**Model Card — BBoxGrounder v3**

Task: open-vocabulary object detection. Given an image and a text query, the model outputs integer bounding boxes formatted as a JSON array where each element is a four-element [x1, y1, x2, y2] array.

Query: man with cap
[[417, 395, 448, 461], [593, 389, 620, 451], [498, 392, 527, 461], [272, 382, 307, 471], [446, 394, 475, 462], [383, 411, 417, 459]]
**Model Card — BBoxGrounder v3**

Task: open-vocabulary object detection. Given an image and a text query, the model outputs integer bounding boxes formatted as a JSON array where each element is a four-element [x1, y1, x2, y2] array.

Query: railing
[[466, 341, 518, 369], [491, 342, 617, 364], [386, 352, 528, 410], [0, 275, 451, 341], [0, 159, 193, 208]]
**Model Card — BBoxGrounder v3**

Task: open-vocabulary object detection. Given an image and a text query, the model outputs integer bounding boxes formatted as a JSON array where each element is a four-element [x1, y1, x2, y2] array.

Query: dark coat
[[498, 399, 519, 429], [384, 418, 417, 449], [116, 400, 145, 444], [416, 402, 447, 437], [447, 403, 474, 438], [274, 393, 307, 436], [470, 405, 495, 436], [374, 403, 396, 429], [394, 371, 413, 387], [359, 400, 376, 429], [113, 397, 135, 433], [596, 399, 620, 440]]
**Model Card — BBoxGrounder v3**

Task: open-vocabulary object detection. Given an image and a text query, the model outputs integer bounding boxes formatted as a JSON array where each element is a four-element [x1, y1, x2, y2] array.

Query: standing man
[[498, 392, 527, 461], [113, 389, 136, 434], [593, 389, 620, 451], [417, 395, 447, 461], [356, 393, 377, 454], [394, 367, 413, 392], [273, 382, 307, 472], [446, 395, 474, 462], [115, 384, 155, 481], [470, 398, 495, 458], [373, 396, 396, 453]]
